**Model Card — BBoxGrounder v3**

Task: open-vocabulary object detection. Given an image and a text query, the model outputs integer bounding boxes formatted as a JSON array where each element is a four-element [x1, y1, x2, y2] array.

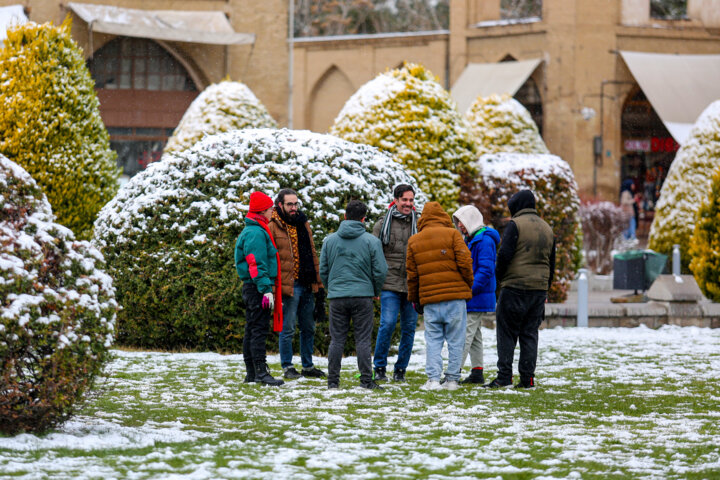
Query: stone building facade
[[3, 0, 720, 229]]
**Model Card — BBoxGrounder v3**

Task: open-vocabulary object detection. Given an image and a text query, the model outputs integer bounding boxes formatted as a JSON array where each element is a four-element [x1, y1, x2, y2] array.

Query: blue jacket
[[319, 220, 388, 299], [466, 226, 500, 312]]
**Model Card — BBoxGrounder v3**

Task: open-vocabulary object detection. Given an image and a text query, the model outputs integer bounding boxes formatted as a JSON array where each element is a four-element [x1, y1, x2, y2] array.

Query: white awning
[[451, 58, 542, 113], [620, 51, 720, 144], [67, 2, 255, 46], [0, 5, 28, 43]]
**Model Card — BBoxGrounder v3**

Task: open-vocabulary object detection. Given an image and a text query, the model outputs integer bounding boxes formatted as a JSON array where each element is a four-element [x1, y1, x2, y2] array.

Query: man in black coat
[[485, 190, 555, 389]]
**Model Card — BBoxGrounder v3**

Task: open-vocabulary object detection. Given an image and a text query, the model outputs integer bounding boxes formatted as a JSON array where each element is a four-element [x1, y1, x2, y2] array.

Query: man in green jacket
[[235, 191, 284, 387], [319, 200, 388, 390]]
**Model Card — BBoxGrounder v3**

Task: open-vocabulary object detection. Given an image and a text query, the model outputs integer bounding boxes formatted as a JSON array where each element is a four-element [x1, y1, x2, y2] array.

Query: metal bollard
[[577, 268, 588, 328], [672, 244, 681, 276]]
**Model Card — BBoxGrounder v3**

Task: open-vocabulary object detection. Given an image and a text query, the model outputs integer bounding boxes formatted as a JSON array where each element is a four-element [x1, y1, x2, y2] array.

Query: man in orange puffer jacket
[[406, 202, 474, 391]]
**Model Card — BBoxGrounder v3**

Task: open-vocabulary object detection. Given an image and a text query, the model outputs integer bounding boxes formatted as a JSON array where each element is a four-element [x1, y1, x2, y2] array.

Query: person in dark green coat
[[235, 191, 284, 387]]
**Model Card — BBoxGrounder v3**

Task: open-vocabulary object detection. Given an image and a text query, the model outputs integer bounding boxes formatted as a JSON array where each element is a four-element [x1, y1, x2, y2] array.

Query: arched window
[[88, 37, 199, 179], [514, 77, 543, 135]]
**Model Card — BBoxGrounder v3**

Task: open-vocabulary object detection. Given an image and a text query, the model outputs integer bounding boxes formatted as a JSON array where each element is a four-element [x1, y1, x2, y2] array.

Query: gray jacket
[[372, 213, 414, 293]]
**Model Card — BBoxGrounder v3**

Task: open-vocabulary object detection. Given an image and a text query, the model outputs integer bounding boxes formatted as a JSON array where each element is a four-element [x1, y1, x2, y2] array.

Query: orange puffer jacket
[[406, 202, 473, 306]]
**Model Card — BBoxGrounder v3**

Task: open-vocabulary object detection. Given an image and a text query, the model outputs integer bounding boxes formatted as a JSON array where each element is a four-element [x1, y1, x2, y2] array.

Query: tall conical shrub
[[331, 62, 475, 210], [465, 93, 549, 155], [649, 101, 720, 270], [0, 19, 120, 239], [689, 167, 720, 301], [164, 80, 277, 153]]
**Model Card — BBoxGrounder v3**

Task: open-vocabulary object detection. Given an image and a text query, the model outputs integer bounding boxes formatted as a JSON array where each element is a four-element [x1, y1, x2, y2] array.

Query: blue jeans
[[279, 284, 316, 369], [373, 290, 418, 370], [423, 299, 467, 382]]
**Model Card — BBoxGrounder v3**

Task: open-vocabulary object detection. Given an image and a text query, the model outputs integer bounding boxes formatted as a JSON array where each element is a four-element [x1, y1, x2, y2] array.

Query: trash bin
[[613, 250, 668, 292]]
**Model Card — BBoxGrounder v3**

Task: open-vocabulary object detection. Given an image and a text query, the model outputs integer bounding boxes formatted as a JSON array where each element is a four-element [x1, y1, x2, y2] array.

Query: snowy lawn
[[1, 326, 719, 479]]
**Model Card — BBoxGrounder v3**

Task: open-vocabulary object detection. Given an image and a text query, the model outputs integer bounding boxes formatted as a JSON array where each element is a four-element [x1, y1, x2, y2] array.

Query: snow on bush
[[465, 93, 549, 155], [164, 80, 277, 154], [579, 200, 630, 275], [649, 101, 720, 271], [0, 155, 117, 435], [460, 153, 582, 302], [689, 167, 720, 301], [93, 128, 426, 351], [0, 20, 119, 240], [330, 62, 475, 210]]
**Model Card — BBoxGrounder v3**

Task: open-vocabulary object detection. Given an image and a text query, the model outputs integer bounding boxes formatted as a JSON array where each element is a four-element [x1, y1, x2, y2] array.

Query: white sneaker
[[421, 380, 442, 390], [443, 380, 459, 391]]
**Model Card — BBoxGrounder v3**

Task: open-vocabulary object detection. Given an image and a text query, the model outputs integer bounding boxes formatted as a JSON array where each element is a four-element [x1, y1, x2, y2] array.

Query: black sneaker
[[392, 368, 406, 382], [283, 367, 302, 379], [514, 377, 535, 389], [328, 382, 339, 389], [373, 367, 388, 382], [483, 378, 513, 389], [361, 380, 384, 390], [460, 369, 485, 385], [302, 367, 327, 378]]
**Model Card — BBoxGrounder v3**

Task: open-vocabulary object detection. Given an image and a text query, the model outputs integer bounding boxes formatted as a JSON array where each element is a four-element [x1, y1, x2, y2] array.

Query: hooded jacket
[[496, 190, 555, 291], [406, 202, 473, 306], [453, 205, 500, 312], [319, 220, 388, 299]]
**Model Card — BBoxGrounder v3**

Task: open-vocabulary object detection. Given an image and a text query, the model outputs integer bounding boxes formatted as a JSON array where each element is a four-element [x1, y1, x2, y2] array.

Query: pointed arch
[[308, 65, 355, 133]]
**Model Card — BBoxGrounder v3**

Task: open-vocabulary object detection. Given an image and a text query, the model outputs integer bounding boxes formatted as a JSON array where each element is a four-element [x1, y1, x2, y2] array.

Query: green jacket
[[235, 217, 278, 294], [319, 220, 388, 299], [372, 213, 414, 293]]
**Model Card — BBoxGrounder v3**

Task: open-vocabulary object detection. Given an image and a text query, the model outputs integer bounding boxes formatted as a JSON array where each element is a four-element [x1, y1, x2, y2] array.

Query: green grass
[[0, 326, 719, 479]]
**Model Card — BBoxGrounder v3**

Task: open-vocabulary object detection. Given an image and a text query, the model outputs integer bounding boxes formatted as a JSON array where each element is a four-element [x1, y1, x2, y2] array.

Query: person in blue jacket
[[235, 191, 284, 387], [452, 205, 500, 385]]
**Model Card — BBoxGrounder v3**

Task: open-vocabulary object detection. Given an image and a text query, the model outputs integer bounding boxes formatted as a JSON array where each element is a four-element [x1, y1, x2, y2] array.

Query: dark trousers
[[242, 283, 271, 369], [495, 287, 547, 383], [327, 297, 374, 385]]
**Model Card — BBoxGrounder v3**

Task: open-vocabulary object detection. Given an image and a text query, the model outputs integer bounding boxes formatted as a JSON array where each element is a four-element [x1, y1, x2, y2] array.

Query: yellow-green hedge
[[689, 167, 720, 301], [331, 62, 475, 210], [0, 19, 119, 240], [465, 93, 549, 155]]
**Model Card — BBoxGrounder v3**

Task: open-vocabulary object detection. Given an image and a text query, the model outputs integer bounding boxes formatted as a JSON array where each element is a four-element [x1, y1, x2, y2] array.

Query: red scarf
[[247, 212, 283, 332]]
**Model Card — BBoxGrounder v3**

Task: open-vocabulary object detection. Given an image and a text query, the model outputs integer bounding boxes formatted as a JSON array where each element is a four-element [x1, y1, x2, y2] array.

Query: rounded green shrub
[[460, 153, 582, 302], [331, 62, 475, 210], [93, 128, 425, 352], [0, 154, 117, 435], [649, 101, 720, 270], [689, 167, 720, 301], [465, 93, 549, 155], [164, 80, 278, 154], [0, 19, 120, 240]]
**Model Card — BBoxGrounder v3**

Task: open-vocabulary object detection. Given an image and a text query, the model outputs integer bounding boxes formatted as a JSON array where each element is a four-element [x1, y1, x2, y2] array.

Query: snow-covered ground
[[1, 325, 719, 479]]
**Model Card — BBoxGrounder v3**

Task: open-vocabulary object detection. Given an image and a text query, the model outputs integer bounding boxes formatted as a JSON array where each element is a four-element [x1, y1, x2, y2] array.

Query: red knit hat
[[248, 191, 274, 213]]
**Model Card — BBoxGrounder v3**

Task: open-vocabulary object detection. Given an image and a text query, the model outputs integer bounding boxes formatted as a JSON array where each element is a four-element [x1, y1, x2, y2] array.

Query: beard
[[283, 208, 298, 219]]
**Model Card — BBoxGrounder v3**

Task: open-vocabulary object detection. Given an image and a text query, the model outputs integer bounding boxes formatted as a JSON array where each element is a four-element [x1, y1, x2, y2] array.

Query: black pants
[[242, 283, 271, 368], [327, 297, 374, 385], [495, 287, 546, 383]]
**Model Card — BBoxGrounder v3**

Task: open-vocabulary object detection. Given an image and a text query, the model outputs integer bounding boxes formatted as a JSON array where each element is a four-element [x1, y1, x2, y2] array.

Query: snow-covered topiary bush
[[0, 20, 120, 240], [330, 62, 475, 210], [465, 93, 549, 155], [0, 155, 116, 435], [689, 167, 720, 301], [94, 128, 425, 352], [649, 101, 720, 271], [460, 153, 582, 302], [164, 80, 278, 154]]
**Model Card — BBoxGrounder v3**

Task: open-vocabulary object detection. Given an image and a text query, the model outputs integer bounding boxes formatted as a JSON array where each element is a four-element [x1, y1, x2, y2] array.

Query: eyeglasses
[[284, 202, 300, 208]]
